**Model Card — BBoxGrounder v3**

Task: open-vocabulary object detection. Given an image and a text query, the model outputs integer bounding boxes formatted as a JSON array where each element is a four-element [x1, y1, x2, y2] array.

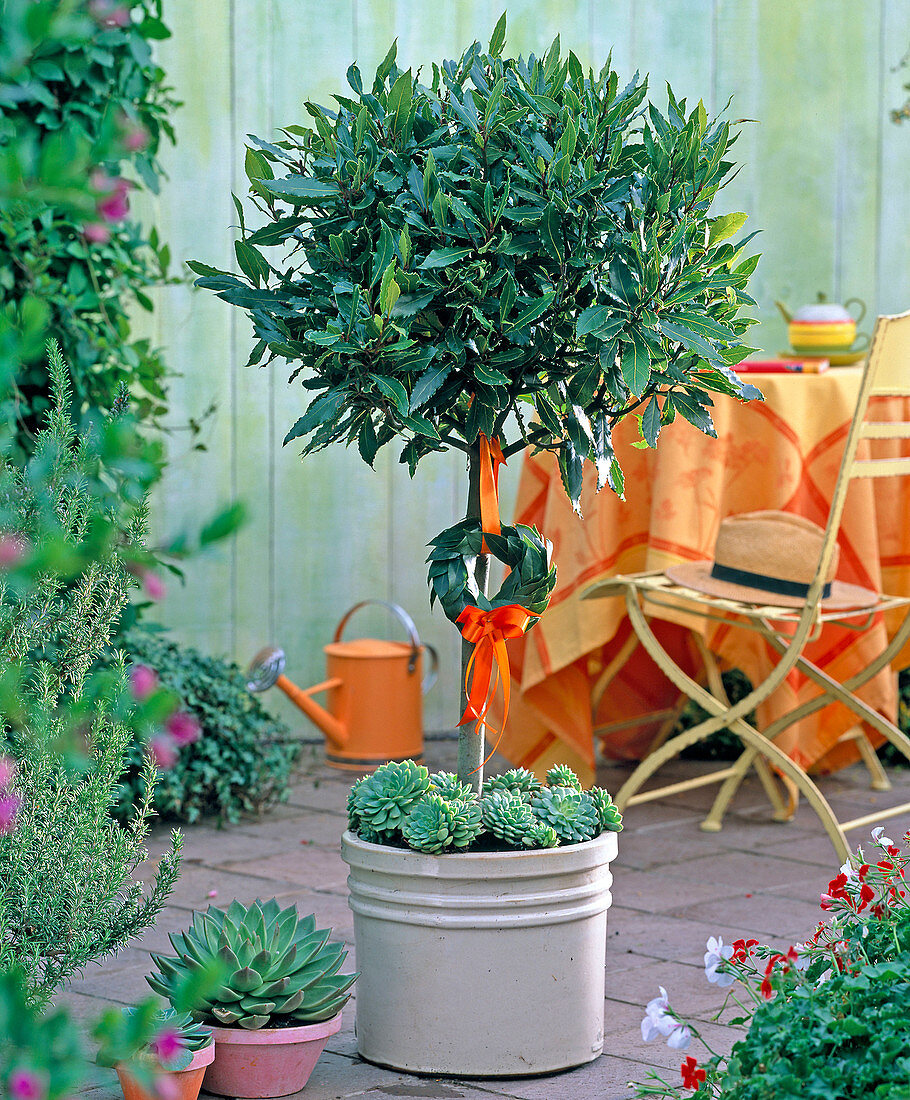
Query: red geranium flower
[[681, 1056, 706, 1090]]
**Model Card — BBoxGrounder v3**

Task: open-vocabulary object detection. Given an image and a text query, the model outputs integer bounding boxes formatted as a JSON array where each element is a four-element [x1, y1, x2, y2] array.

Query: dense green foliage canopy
[[0, 0, 179, 454], [195, 16, 759, 510]]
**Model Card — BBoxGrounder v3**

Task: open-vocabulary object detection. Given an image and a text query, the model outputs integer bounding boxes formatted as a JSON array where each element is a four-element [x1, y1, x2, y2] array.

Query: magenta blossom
[[83, 221, 112, 244], [141, 569, 166, 601], [149, 734, 178, 770], [88, 0, 131, 27], [166, 712, 201, 747], [151, 1027, 183, 1061], [0, 793, 21, 835], [0, 755, 15, 789], [130, 664, 159, 702], [7, 1068, 45, 1100], [123, 124, 149, 152], [97, 179, 131, 223], [0, 533, 28, 568]]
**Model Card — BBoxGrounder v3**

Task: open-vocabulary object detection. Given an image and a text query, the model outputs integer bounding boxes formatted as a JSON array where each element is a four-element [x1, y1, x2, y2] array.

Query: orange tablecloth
[[499, 368, 910, 787]]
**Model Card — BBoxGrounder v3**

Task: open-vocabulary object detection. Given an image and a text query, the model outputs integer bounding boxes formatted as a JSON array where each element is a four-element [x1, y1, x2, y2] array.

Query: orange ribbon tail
[[457, 603, 531, 773], [478, 433, 506, 554]]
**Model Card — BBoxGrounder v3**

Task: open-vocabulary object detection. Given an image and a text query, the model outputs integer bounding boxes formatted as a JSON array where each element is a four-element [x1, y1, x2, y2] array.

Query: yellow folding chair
[[582, 311, 910, 861]]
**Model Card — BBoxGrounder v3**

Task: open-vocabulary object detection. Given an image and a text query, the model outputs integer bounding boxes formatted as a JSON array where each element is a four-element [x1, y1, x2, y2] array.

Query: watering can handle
[[334, 600, 426, 675]]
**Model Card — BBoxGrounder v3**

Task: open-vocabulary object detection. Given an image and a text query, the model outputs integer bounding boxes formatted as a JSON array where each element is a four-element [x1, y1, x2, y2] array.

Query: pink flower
[[88, 0, 131, 27], [166, 712, 200, 747], [123, 124, 150, 152], [0, 793, 21, 835], [83, 221, 111, 244], [130, 664, 159, 702], [0, 755, 15, 789], [0, 533, 28, 568], [149, 734, 178, 770], [7, 1069, 44, 1100], [150, 1027, 183, 1061], [97, 178, 131, 223], [141, 569, 166, 601]]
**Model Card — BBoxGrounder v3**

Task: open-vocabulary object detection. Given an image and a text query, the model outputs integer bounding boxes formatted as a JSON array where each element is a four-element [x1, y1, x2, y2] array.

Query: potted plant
[[191, 14, 758, 1076], [97, 1007, 214, 1100], [146, 898, 355, 1099]]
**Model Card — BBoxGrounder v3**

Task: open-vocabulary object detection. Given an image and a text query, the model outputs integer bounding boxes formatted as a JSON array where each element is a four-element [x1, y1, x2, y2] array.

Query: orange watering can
[[246, 601, 438, 771]]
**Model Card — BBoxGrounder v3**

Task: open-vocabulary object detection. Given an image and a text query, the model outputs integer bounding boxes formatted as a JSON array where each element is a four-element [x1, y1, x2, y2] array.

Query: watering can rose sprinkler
[[246, 601, 438, 770]]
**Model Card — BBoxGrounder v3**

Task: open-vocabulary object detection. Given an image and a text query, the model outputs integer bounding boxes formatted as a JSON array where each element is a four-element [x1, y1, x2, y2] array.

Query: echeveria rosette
[[530, 786, 599, 844], [483, 767, 543, 800], [147, 898, 356, 1030], [353, 759, 430, 837], [402, 794, 483, 853], [523, 821, 561, 849], [590, 786, 623, 832], [545, 764, 582, 791], [96, 1007, 213, 1072], [481, 791, 537, 847], [193, 17, 760, 509], [429, 770, 474, 802], [347, 776, 366, 832]]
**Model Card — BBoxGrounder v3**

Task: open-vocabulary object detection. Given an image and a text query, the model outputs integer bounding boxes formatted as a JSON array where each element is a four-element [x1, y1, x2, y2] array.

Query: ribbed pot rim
[[209, 1012, 342, 1046], [342, 828, 617, 876]]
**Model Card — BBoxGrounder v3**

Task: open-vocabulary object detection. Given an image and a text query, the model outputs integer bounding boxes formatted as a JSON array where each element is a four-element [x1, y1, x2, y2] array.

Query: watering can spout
[[245, 646, 348, 746]]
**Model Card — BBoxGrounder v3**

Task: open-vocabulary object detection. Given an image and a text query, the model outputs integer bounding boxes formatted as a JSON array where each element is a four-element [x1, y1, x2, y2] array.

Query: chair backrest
[[811, 310, 910, 603]]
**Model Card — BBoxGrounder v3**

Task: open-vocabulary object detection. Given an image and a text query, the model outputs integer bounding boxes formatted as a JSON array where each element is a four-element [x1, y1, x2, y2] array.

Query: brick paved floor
[[63, 740, 910, 1100]]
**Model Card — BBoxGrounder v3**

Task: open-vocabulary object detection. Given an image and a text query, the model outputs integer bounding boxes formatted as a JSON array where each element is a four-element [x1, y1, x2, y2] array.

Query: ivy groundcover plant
[[193, 15, 760, 785], [632, 827, 910, 1099]]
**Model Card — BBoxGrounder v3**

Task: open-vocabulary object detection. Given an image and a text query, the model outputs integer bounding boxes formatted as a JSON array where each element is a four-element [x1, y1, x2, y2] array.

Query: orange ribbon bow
[[478, 433, 506, 553], [457, 603, 533, 768]]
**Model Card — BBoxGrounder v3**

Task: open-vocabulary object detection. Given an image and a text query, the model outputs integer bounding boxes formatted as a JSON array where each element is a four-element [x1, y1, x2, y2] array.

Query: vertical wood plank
[[878, 1, 910, 314], [150, 0, 237, 657]]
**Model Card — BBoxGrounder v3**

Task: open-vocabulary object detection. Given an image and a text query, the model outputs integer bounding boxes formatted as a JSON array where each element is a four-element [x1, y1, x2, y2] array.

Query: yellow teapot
[[775, 296, 868, 354]]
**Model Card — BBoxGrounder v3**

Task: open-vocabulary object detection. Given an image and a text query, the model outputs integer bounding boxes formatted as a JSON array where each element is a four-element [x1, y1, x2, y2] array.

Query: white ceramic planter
[[341, 829, 616, 1077]]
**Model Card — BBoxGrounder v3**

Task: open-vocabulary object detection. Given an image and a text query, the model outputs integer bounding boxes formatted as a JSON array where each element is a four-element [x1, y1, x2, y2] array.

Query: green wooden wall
[[141, 0, 910, 732]]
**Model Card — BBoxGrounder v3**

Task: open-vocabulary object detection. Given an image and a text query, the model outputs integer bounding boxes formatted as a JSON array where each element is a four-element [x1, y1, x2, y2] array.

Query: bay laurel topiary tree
[[193, 16, 760, 788]]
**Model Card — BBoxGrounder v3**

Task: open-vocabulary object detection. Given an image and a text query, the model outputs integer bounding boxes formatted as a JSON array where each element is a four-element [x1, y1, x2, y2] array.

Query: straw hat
[[664, 511, 878, 610]]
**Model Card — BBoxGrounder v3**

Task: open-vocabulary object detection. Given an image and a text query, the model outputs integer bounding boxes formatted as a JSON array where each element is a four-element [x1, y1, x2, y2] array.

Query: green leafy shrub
[[0, 344, 181, 1007], [108, 627, 301, 824], [0, 0, 180, 453], [721, 959, 910, 1099]]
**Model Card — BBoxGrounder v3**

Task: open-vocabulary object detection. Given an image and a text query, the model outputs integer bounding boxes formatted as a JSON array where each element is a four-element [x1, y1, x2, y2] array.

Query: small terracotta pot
[[203, 1014, 343, 1099], [115, 1044, 214, 1100]]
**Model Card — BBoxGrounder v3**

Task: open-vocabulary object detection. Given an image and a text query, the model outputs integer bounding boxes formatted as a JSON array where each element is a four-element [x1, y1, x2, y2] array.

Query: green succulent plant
[[401, 794, 484, 854], [147, 899, 356, 1030], [590, 787, 623, 832], [347, 776, 367, 832], [545, 764, 583, 791], [523, 822, 561, 849], [483, 768, 543, 799], [429, 771, 474, 802], [481, 791, 537, 848], [353, 759, 430, 837], [531, 787, 599, 844]]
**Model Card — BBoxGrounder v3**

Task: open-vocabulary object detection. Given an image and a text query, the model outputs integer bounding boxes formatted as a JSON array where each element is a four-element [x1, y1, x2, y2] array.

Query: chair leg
[[617, 593, 851, 860], [700, 748, 793, 831], [837, 725, 892, 791]]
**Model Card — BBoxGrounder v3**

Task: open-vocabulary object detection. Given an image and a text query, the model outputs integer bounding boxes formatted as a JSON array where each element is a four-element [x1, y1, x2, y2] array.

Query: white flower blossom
[[872, 826, 893, 847], [704, 935, 735, 987], [640, 986, 691, 1050]]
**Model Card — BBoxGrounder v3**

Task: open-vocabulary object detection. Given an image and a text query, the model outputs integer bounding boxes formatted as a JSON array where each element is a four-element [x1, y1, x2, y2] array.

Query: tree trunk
[[457, 444, 489, 793]]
